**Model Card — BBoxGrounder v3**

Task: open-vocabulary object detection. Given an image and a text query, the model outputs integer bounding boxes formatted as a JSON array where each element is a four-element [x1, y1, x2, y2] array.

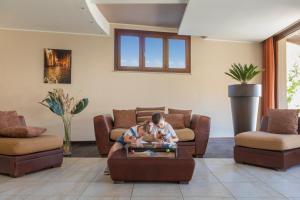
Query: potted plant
[[40, 88, 88, 156], [225, 63, 262, 135]]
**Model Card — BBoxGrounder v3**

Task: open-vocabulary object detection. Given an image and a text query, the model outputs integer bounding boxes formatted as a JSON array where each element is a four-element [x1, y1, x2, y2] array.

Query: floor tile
[[0, 196, 27, 200], [81, 182, 133, 197], [24, 196, 79, 200], [30, 182, 89, 196], [0, 181, 40, 195], [267, 181, 300, 198], [222, 181, 285, 198], [180, 181, 233, 197], [235, 198, 288, 200], [131, 183, 182, 198], [79, 197, 130, 200], [183, 198, 234, 200], [131, 197, 183, 200]]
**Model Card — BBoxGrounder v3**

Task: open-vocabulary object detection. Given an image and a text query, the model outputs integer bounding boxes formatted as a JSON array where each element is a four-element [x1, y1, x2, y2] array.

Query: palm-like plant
[[225, 63, 261, 84], [40, 88, 88, 155]]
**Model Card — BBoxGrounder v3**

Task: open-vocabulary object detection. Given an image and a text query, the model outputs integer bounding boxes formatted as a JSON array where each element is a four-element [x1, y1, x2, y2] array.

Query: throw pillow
[[113, 109, 137, 128], [164, 114, 185, 129], [267, 109, 299, 134], [0, 111, 20, 129], [168, 108, 192, 128], [0, 126, 47, 138], [136, 107, 165, 124]]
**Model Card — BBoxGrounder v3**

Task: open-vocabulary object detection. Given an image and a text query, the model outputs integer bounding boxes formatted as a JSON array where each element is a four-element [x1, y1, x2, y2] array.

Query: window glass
[[120, 35, 139, 67], [168, 39, 186, 69], [145, 37, 163, 68]]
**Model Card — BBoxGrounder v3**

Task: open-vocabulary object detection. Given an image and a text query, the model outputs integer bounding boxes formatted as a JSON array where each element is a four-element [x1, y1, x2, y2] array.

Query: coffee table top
[[125, 142, 177, 158]]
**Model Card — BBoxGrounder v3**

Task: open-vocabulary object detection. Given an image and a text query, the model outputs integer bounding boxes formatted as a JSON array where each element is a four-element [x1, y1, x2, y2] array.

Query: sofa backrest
[[260, 116, 300, 134]]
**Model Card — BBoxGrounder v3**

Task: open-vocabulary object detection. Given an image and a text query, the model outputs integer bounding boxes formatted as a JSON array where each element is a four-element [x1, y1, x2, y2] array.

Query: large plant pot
[[228, 84, 262, 135]]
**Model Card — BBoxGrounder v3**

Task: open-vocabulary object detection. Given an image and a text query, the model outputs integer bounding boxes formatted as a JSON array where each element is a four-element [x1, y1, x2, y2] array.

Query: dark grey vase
[[228, 84, 262, 135]]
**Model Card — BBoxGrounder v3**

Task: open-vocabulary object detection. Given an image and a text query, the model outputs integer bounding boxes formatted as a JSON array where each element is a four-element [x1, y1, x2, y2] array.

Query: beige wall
[[0, 26, 262, 140]]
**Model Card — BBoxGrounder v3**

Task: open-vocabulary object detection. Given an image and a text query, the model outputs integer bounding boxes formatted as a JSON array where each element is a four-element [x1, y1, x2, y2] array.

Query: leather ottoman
[[108, 148, 195, 183]]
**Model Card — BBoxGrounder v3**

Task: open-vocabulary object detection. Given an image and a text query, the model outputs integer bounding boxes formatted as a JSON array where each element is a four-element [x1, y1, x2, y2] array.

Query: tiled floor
[[1, 158, 300, 200]]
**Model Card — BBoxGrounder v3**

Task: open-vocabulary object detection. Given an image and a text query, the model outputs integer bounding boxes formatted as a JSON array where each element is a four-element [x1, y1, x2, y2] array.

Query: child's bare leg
[[104, 142, 123, 175], [107, 142, 123, 159]]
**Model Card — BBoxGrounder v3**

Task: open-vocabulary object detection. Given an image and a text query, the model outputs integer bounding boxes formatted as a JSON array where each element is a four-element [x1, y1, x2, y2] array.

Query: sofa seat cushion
[[110, 128, 195, 142], [0, 135, 63, 156], [235, 131, 300, 151], [110, 128, 126, 141]]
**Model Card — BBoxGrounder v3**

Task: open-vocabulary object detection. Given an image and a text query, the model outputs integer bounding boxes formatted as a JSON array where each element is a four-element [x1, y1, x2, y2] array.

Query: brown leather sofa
[[234, 116, 300, 170], [94, 114, 211, 157]]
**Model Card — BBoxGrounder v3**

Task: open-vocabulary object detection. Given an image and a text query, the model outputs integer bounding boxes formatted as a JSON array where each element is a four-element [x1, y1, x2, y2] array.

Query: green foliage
[[287, 61, 300, 104], [71, 98, 89, 115], [225, 63, 262, 84], [40, 88, 88, 117]]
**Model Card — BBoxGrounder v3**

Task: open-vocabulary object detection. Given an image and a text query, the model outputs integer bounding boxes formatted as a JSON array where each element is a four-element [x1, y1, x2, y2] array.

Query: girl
[[104, 121, 151, 175]]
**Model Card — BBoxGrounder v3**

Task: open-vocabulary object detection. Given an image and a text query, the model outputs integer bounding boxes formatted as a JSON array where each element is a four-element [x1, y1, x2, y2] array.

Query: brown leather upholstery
[[234, 116, 300, 170], [108, 148, 195, 183], [94, 113, 211, 157]]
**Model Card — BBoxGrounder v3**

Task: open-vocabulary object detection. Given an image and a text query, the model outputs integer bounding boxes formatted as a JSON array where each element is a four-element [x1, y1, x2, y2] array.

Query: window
[[115, 29, 191, 73]]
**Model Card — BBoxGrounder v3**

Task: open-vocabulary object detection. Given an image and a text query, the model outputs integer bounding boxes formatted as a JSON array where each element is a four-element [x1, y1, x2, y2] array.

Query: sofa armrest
[[18, 115, 26, 126], [191, 114, 211, 157], [93, 114, 114, 155], [260, 116, 269, 132]]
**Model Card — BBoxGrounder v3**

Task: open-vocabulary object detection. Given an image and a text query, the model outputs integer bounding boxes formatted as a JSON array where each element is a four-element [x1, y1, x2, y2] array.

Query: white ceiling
[[0, 0, 109, 35], [179, 0, 300, 42], [0, 0, 300, 41]]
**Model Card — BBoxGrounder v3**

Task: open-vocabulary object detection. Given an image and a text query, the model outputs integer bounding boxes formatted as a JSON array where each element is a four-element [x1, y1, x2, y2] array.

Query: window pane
[[168, 39, 186, 69], [120, 35, 139, 67], [145, 37, 163, 68]]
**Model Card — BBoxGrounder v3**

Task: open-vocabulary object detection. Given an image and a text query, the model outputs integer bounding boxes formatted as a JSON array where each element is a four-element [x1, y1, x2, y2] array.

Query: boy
[[104, 121, 151, 175], [151, 112, 179, 144]]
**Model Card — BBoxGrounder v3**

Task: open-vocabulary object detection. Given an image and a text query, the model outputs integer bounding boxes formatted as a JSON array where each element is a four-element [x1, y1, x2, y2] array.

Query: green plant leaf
[[225, 63, 261, 84], [71, 98, 89, 115]]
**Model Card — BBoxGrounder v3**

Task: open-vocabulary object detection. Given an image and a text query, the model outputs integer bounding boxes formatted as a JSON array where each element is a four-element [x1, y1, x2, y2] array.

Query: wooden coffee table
[[108, 144, 195, 183]]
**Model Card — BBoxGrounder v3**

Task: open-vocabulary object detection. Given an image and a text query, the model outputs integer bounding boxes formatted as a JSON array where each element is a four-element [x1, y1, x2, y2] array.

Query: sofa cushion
[[165, 114, 185, 129], [136, 107, 165, 124], [113, 109, 137, 129], [168, 108, 192, 128], [110, 128, 127, 141], [110, 128, 195, 142], [267, 109, 299, 134], [0, 135, 63, 155], [175, 128, 195, 141], [0, 111, 20, 130], [235, 131, 300, 151], [0, 126, 47, 138]]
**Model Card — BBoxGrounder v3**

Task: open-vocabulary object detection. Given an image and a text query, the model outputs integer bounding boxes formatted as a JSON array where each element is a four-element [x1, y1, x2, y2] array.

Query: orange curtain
[[262, 37, 276, 116]]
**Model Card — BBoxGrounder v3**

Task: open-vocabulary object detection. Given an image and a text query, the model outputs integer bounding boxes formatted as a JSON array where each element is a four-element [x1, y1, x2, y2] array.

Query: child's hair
[[139, 121, 151, 133], [152, 112, 164, 125]]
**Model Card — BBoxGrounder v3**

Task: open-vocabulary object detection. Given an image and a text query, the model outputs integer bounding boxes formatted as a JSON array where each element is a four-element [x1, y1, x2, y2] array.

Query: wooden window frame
[[114, 29, 191, 73]]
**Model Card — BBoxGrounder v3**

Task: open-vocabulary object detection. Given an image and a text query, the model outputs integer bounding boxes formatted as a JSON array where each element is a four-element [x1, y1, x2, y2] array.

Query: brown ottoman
[[108, 148, 195, 183], [0, 135, 63, 177]]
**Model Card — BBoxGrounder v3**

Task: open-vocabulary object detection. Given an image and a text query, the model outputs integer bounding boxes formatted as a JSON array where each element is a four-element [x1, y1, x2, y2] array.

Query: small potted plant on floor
[[225, 63, 262, 135], [40, 88, 89, 156]]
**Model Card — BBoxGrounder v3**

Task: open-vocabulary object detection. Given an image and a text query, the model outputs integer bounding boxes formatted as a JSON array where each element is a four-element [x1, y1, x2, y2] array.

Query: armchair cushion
[[113, 109, 136, 128], [267, 109, 299, 134], [168, 108, 192, 128], [0, 126, 46, 138], [0, 135, 63, 155], [0, 111, 20, 129], [235, 131, 300, 151]]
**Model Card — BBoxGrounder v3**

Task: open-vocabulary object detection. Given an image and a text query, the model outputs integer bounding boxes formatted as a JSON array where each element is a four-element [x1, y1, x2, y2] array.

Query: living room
[[0, 0, 300, 199]]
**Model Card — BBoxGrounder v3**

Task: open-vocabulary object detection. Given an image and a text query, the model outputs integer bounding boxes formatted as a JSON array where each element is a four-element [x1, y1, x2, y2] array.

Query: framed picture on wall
[[44, 48, 72, 84]]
